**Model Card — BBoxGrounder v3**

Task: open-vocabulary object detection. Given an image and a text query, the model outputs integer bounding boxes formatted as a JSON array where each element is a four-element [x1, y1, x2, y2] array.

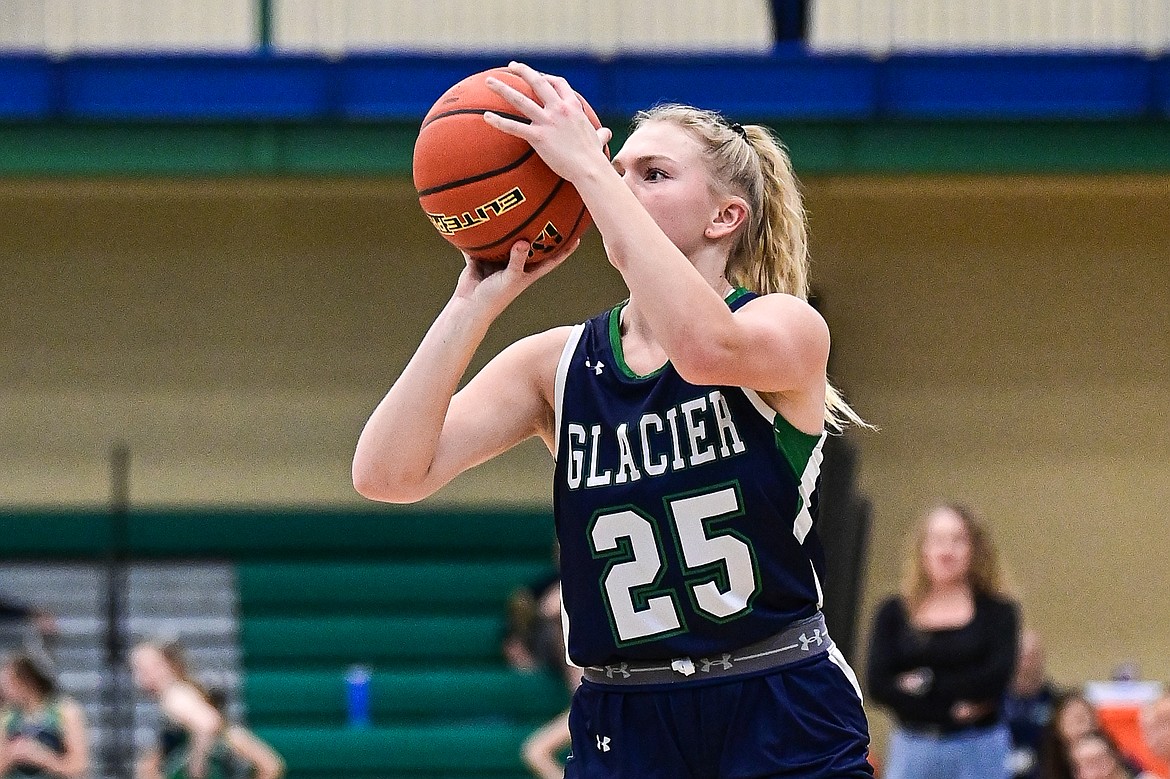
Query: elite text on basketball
[[426, 186, 526, 235]]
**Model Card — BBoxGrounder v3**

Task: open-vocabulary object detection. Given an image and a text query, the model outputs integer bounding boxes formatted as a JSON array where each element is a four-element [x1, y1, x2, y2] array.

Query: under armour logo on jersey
[[799, 629, 826, 651], [596, 735, 611, 752], [700, 653, 734, 672], [585, 359, 605, 375]]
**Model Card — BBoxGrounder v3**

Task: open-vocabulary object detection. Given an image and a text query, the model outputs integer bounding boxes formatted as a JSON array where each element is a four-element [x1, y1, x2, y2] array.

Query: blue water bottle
[[345, 664, 372, 728]]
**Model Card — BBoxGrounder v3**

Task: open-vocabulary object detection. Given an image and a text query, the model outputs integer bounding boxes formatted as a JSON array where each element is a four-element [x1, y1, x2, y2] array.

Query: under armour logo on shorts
[[602, 662, 630, 679], [596, 735, 611, 752], [700, 653, 733, 672], [799, 629, 826, 650]]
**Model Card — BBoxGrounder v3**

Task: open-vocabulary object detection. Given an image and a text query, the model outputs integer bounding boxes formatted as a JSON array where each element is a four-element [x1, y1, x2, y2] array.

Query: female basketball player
[[353, 61, 873, 777], [131, 641, 233, 779], [0, 653, 88, 779]]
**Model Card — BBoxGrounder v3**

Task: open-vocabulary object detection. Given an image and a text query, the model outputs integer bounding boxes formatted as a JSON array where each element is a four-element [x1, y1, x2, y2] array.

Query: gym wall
[[2, 174, 1166, 693]]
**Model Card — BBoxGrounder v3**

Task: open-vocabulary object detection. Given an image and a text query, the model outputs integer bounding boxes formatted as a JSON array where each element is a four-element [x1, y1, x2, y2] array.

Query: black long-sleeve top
[[866, 592, 1020, 732]]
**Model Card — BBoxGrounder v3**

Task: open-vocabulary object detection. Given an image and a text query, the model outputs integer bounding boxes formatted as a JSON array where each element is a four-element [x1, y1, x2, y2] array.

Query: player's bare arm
[[487, 62, 827, 412], [353, 242, 571, 503]]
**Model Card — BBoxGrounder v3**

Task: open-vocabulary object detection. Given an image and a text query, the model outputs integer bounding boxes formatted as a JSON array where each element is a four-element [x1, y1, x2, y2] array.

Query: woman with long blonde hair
[[867, 503, 1021, 779]]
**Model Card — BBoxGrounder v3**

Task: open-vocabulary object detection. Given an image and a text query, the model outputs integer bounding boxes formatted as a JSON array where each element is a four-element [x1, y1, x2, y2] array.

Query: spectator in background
[[500, 548, 581, 779], [0, 652, 88, 779], [0, 602, 54, 641], [1007, 629, 1059, 779], [502, 547, 561, 674], [1140, 693, 1170, 778], [204, 688, 285, 779], [867, 502, 1020, 779], [1043, 692, 1100, 779], [0, 598, 56, 658], [513, 579, 583, 779], [1041, 691, 1148, 779], [1068, 731, 1158, 779], [131, 640, 233, 779]]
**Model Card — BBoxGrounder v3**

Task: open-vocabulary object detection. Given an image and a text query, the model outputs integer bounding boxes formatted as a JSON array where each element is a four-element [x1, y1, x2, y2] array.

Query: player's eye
[[645, 168, 667, 181]]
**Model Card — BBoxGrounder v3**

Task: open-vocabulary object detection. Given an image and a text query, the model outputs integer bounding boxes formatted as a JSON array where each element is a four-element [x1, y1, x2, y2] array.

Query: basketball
[[412, 67, 605, 263]]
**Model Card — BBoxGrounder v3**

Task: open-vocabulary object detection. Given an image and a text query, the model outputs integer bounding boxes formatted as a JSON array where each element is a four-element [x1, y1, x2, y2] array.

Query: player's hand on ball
[[484, 62, 613, 183], [454, 238, 580, 315]]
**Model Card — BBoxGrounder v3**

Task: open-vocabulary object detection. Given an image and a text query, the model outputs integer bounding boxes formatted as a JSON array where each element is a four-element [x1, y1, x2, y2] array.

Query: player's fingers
[[459, 253, 487, 281], [507, 240, 533, 270], [484, 75, 544, 116], [483, 111, 535, 142], [526, 239, 580, 278], [546, 74, 576, 104], [507, 61, 561, 107], [597, 127, 613, 148]]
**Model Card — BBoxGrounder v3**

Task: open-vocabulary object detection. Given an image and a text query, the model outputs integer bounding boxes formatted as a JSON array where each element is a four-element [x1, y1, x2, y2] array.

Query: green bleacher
[[1, 508, 569, 779], [230, 509, 569, 779]]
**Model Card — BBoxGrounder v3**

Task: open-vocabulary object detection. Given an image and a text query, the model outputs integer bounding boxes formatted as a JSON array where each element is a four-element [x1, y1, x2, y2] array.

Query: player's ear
[[705, 197, 748, 240]]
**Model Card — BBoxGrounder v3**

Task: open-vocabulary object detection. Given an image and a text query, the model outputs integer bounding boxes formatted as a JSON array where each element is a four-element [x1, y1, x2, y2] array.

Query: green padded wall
[[0, 508, 554, 558]]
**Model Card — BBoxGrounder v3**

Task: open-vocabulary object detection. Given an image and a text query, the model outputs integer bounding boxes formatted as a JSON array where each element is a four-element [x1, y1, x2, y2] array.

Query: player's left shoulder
[[736, 291, 826, 325], [736, 293, 830, 361]]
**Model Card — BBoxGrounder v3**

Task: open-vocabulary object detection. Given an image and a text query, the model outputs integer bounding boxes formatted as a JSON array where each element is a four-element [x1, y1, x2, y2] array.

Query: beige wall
[[2, 175, 1167, 707], [807, 175, 1170, 744]]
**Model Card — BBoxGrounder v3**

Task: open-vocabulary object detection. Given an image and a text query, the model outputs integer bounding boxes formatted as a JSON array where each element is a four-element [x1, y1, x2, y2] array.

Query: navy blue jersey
[[552, 289, 830, 668]]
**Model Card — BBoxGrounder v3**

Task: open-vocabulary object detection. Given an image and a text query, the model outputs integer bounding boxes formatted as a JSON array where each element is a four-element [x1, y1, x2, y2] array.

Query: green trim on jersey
[[3, 700, 63, 737], [772, 411, 823, 482], [608, 302, 667, 380], [608, 287, 752, 381], [724, 286, 752, 307]]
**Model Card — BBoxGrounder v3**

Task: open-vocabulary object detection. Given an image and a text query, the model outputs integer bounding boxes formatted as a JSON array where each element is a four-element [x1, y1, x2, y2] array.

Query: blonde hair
[[633, 104, 867, 430], [140, 638, 213, 702], [899, 503, 1011, 612]]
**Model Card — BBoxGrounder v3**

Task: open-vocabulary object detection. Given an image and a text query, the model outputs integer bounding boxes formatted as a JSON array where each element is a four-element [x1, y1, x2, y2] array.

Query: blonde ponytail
[[735, 124, 808, 299], [633, 105, 870, 430]]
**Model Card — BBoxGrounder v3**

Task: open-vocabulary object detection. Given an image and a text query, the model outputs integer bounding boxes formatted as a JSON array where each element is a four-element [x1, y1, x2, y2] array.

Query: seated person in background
[[0, 652, 88, 779], [518, 580, 583, 779], [204, 689, 285, 779], [0, 599, 56, 651], [1069, 731, 1159, 779], [1140, 693, 1170, 778], [502, 570, 561, 673], [1006, 630, 1059, 779], [1043, 692, 1147, 779]]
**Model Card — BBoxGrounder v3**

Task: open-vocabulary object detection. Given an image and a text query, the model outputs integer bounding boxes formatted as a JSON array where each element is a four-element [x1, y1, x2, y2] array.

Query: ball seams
[[416, 148, 537, 197]]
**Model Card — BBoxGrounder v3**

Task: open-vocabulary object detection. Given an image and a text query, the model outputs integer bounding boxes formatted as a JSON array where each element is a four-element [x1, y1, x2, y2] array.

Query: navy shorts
[[564, 651, 873, 779]]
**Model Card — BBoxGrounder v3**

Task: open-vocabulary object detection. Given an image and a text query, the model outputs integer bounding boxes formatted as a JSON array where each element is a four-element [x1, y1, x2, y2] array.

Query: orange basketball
[[412, 67, 605, 263]]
